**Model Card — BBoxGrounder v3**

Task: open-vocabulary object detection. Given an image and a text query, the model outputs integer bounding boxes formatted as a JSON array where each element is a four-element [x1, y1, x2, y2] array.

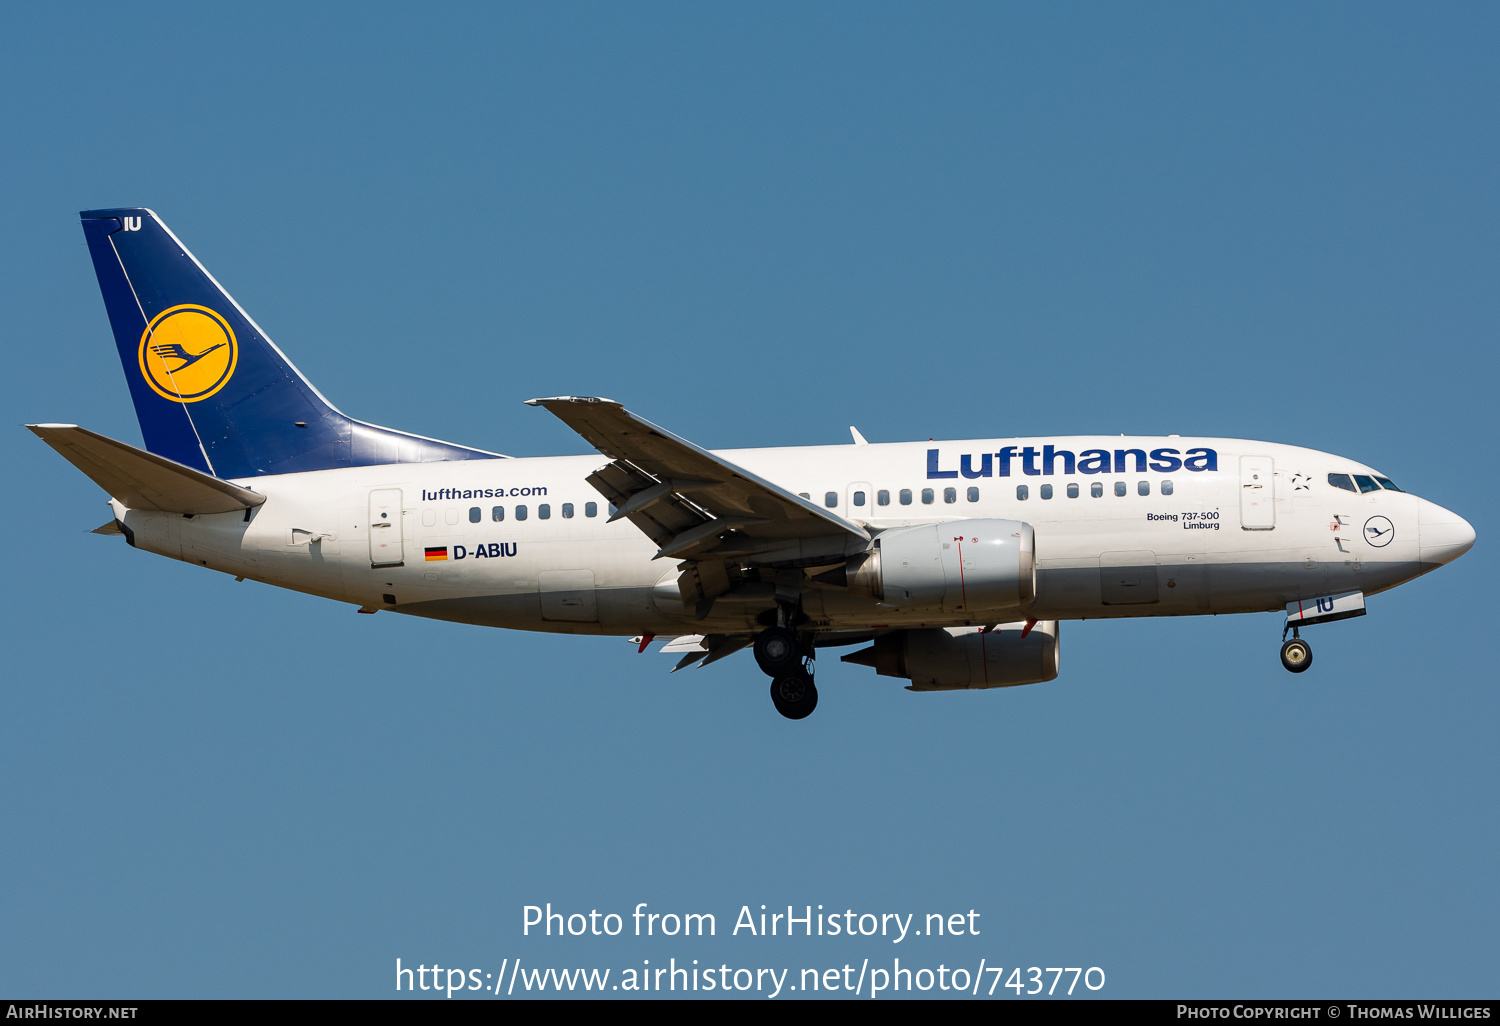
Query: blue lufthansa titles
[[927, 445, 1218, 479]]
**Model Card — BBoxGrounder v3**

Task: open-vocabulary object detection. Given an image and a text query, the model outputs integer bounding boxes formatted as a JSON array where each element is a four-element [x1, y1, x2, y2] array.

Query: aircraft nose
[[1418, 498, 1476, 566]]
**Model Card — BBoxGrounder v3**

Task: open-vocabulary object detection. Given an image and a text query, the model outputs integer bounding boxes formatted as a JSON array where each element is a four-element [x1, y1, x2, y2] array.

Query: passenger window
[[562, 503, 574, 519], [899, 489, 913, 505], [798, 492, 810, 499], [1138, 481, 1150, 496], [1353, 475, 1381, 494], [1067, 483, 1079, 499], [1161, 480, 1173, 496], [943, 487, 957, 503], [1114, 481, 1127, 497], [921, 488, 934, 505], [1091, 482, 1103, 498], [877, 490, 890, 506], [539, 504, 551, 519], [445, 508, 459, 526], [1016, 485, 1029, 500], [853, 491, 866, 507], [1327, 473, 1357, 493], [421, 509, 436, 527], [469, 506, 481, 523], [516, 505, 528, 521], [491, 506, 504, 522], [966, 487, 979, 502], [585, 502, 598, 517], [1040, 484, 1053, 500], [1375, 477, 1402, 492], [825, 492, 838, 508]]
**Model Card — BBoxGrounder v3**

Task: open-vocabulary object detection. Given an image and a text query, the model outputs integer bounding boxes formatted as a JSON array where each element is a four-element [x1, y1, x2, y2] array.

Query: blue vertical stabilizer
[[79, 208, 502, 478]]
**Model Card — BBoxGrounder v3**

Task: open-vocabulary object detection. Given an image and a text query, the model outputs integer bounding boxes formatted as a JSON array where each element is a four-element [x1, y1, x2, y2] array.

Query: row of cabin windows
[[800, 480, 1176, 507], [445, 502, 598, 525], [1019, 479, 1174, 500], [804, 488, 983, 507]]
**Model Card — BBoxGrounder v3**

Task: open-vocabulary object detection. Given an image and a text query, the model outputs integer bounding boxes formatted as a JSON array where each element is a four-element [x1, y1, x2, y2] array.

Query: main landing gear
[[752, 625, 801, 677], [770, 671, 818, 720], [1279, 625, 1313, 674], [754, 618, 818, 719]]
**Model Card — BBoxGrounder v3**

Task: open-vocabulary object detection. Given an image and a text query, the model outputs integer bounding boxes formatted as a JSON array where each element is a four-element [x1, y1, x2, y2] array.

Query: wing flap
[[29, 424, 265, 514], [584, 458, 712, 551]]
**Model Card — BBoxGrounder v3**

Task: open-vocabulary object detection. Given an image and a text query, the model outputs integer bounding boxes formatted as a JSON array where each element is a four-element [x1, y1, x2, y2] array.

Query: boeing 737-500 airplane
[[31, 208, 1476, 718]]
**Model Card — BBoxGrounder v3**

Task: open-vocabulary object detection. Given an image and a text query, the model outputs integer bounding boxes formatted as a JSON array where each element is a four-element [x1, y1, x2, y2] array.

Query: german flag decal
[[424, 546, 448, 561]]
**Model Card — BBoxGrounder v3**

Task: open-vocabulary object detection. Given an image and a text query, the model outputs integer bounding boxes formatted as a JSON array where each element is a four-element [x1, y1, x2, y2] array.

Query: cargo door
[[1240, 455, 1276, 530], [1100, 550, 1159, 604], [540, 569, 598, 622], [368, 488, 405, 567]]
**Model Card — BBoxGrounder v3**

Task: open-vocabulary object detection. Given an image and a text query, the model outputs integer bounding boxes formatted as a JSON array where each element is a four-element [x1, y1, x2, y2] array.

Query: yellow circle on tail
[[138, 305, 238, 402]]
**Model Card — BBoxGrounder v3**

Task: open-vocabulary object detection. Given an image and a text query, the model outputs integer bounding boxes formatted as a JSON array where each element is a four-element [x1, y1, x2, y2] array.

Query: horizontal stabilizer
[[28, 424, 266, 514]]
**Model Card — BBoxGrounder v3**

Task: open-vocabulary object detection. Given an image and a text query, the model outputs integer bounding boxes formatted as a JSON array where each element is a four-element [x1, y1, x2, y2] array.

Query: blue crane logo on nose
[[1363, 516, 1394, 547]]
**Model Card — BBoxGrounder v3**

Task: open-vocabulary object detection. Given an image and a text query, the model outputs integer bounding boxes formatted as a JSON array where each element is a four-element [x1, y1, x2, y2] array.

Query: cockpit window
[[1328, 473, 1357, 492], [1353, 474, 1381, 494], [1375, 477, 1402, 492]]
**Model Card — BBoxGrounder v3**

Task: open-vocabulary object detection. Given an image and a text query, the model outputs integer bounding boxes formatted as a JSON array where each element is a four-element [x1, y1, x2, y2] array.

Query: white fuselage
[[113, 435, 1465, 636]]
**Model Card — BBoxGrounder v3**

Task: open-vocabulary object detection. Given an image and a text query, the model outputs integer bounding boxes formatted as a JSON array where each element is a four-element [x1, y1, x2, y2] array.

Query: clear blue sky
[[1, 2, 1495, 998]]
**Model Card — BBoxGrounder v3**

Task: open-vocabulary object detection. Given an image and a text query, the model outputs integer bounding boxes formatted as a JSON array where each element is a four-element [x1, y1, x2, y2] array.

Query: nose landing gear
[[1279, 625, 1313, 674], [1280, 637, 1312, 672]]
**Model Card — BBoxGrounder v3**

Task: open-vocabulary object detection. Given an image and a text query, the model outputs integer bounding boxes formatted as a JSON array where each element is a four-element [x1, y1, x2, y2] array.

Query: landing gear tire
[[770, 671, 818, 720], [1280, 637, 1313, 673], [754, 626, 801, 677]]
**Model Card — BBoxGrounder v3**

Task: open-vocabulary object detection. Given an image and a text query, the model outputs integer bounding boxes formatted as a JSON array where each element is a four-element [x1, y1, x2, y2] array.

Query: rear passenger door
[[368, 488, 405, 566]]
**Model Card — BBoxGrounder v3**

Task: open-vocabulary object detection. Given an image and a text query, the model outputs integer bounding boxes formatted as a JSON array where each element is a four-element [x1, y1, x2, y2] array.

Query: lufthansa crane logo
[[1363, 516, 1394, 548], [138, 304, 238, 403]]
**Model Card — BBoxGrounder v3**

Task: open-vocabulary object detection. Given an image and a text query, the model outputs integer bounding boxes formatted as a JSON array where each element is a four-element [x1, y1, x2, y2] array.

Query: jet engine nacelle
[[845, 622, 1061, 691], [848, 519, 1035, 614]]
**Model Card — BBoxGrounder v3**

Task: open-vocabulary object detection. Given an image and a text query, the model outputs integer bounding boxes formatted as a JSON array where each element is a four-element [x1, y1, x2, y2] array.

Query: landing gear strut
[[1279, 626, 1313, 674], [755, 613, 818, 719]]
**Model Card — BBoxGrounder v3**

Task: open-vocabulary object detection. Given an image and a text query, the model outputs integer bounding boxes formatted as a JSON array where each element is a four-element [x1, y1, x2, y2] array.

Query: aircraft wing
[[526, 397, 869, 564]]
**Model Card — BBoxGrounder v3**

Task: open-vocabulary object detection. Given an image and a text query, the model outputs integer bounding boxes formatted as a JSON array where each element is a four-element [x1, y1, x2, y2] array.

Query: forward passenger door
[[1239, 456, 1275, 530]]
